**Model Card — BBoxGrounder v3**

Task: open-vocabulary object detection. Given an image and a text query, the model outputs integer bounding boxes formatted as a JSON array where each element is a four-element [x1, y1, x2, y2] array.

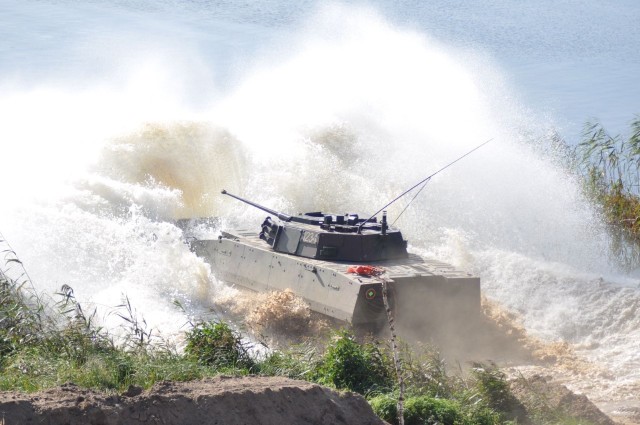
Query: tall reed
[[573, 115, 640, 268]]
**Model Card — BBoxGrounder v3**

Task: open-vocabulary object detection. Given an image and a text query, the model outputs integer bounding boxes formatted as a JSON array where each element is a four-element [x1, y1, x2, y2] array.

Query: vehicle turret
[[221, 190, 408, 262]]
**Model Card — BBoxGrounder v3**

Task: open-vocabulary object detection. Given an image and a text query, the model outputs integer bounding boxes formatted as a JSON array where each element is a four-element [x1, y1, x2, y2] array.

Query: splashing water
[[1, 1, 639, 414]]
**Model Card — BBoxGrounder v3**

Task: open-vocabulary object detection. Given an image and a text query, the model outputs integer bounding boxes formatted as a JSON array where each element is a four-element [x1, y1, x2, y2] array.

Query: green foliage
[[0, 272, 44, 358], [369, 394, 399, 423], [184, 320, 254, 370], [256, 344, 316, 379], [470, 363, 512, 412], [573, 116, 640, 267], [469, 363, 527, 424], [370, 393, 501, 425], [399, 342, 453, 398], [577, 116, 640, 194], [404, 396, 461, 425], [311, 329, 393, 395], [52, 285, 115, 364], [0, 345, 215, 392]]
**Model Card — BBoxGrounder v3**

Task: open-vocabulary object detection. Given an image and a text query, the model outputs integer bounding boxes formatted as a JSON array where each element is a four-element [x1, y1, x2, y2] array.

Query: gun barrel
[[221, 190, 293, 222]]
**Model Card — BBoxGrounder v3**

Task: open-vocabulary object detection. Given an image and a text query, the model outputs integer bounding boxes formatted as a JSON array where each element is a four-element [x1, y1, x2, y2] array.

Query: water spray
[[357, 139, 492, 233]]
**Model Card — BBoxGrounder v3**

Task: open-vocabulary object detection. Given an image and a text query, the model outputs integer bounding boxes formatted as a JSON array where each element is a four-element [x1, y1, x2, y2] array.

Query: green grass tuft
[[184, 320, 255, 370], [311, 329, 394, 395]]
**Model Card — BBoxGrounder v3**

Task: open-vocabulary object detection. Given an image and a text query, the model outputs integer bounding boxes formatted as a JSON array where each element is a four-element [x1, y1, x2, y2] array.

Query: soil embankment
[[0, 374, 618, 425], [0, 376, 386, 425]]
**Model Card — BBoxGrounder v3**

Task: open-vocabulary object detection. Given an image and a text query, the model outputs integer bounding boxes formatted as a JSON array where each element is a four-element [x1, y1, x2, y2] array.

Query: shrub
[[369, 394, 399, 423], [399, 342, 453, 398], [404, 396, 461, 425], [184, 320, 253, 370], [312, 329, 393, 395], [370, 394, 463, 425], [469, 363, 527, 424]]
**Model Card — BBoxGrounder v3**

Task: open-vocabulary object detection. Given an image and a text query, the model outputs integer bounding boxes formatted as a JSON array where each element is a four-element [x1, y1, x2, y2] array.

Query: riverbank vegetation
[[572, 116, 640, 266], [1, 260, 603, 425]]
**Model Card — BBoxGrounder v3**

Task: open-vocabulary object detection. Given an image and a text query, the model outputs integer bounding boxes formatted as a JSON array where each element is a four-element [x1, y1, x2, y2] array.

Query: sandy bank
[[0, 376, 386, 425]]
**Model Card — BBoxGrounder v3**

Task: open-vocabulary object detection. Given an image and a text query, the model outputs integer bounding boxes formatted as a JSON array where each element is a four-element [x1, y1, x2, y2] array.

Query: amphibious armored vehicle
[[186, 190, 481, 331]]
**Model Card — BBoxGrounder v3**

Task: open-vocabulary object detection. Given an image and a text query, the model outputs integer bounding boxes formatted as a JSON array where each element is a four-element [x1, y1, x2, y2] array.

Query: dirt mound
[[0, 376, 387, 425]]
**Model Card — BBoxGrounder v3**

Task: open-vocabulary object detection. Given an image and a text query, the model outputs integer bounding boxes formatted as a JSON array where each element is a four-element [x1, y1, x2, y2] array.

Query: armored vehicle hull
[[184, 190, 482, 331], [191, 228, 481, 330]]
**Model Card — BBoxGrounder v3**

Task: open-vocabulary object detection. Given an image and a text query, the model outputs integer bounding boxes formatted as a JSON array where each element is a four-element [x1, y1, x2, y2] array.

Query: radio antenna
[[357, 138, 492, 233]]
